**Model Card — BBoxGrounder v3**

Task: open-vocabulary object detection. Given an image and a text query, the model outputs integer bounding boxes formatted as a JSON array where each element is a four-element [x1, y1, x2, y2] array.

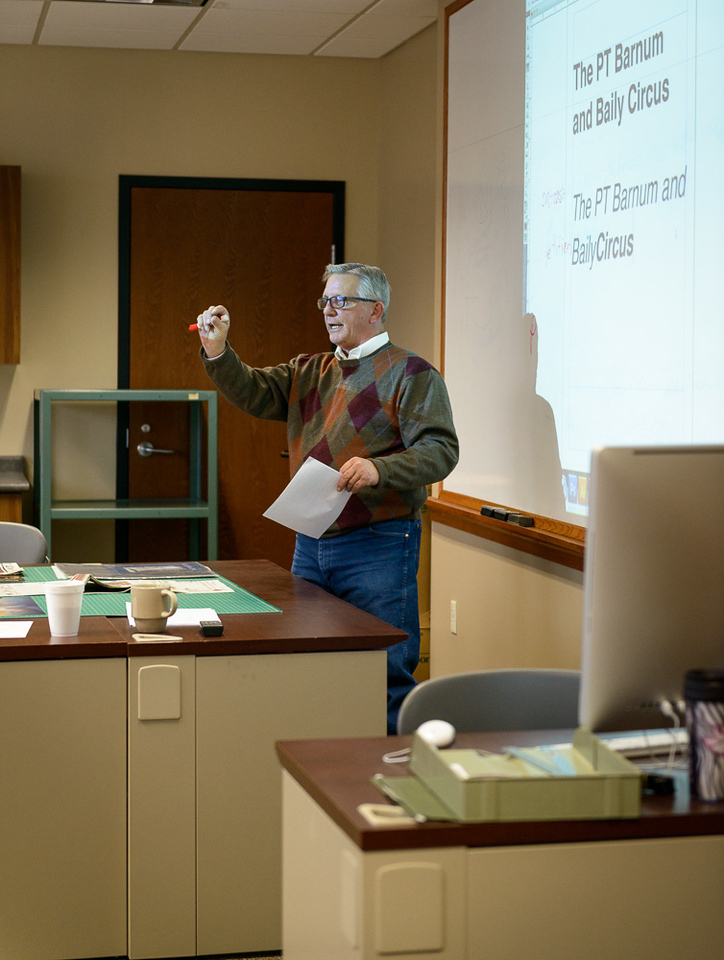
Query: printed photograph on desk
[[0, 595, 44, 618]]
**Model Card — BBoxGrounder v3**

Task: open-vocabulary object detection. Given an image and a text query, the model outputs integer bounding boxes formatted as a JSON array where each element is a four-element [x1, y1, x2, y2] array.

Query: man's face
[[321, 274, 383, 353]]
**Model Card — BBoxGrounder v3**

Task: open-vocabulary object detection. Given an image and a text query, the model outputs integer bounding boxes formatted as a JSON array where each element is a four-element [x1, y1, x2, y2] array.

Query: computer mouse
[[416, 719, 456, 748]]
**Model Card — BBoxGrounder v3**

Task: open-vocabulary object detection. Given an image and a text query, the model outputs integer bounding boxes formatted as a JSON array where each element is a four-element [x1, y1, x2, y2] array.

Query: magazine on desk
[[52, 561, 215, 583], [0, 562, 25, 582]]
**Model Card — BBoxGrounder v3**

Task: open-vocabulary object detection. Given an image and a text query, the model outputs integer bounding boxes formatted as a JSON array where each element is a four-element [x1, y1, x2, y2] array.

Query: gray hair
[[322, 262, 391, 322]]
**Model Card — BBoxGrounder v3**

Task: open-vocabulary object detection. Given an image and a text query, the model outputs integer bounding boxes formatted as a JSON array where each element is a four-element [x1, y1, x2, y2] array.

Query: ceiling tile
[[315, 0, 436, 57], [38, 0, 200, 49], [5, 0, 440, 58], [180, 6, 350, 53], [315, 35, 403, 58], [341, 11, 436, 41], [190, 8, 351, 38], [209, 0, 368, 12], [0, 0, 45, 45], [374, 0, 438, 15]]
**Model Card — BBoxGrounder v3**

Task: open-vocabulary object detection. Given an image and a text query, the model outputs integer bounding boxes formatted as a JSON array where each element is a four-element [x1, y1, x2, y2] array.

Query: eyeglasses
[[316, 296, 377, 311]]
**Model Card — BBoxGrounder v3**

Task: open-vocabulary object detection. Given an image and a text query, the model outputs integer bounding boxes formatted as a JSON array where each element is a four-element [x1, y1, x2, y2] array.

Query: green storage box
[[375, 728, 642, 822]]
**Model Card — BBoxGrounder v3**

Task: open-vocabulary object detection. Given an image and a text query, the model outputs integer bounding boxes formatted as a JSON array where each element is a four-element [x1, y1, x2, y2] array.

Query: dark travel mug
[[685, 669, 724, 802]]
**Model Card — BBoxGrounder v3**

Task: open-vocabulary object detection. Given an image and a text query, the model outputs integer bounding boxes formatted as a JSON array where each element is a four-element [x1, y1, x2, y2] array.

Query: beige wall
[[378, 27, 438, 363], [430, 524, 584, 676]]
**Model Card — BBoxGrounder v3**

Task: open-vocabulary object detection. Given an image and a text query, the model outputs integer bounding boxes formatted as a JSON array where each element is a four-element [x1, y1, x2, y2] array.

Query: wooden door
[[119, 177, 343, 567]]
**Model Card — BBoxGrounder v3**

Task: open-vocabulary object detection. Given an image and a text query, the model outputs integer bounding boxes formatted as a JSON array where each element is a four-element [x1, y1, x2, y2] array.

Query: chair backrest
[[0, 522, 48, 564], [396, 668, 581, 735]]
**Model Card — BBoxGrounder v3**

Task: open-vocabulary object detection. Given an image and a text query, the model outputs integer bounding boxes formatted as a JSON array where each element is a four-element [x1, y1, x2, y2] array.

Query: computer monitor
[[579, 445, 724, 732]]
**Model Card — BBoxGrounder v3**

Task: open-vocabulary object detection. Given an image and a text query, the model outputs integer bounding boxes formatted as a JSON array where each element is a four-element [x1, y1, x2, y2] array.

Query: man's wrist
[[202, 343, 227, 361]]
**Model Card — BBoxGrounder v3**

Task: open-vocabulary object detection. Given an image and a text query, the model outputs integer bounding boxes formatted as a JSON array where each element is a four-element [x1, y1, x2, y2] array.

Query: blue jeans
[[292, 518, 422, 734]]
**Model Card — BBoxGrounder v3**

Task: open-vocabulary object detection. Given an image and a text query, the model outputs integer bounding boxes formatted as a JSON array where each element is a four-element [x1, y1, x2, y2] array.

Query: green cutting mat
[[7, 567, 281, 618]]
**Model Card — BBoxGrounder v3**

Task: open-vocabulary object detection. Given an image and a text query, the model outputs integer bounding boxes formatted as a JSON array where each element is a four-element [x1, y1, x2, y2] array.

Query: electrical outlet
[[450, 600, 457, 635]]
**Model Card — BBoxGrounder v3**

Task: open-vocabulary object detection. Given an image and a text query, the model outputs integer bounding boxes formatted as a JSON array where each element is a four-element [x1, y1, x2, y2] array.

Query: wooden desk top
[[0, 616, 128, 660], [276, 731, 724, 852], [0, 559, 405, 661]]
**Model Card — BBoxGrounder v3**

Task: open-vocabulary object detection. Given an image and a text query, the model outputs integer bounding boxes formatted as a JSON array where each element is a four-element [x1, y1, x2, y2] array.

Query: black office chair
[[397, 668, 581, 734], [0, 522, 48, 564]]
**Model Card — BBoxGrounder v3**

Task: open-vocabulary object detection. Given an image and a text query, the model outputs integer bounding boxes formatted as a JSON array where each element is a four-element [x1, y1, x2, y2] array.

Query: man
[[196, 263, 458, 732]]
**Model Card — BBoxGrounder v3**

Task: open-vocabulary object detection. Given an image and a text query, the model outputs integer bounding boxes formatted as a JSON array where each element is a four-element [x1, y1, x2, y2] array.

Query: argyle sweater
[[203, 341, 459, 536]]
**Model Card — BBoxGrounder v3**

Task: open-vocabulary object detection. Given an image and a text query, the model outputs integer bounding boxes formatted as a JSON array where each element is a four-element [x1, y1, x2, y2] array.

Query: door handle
[[137, 441, 176, 457]]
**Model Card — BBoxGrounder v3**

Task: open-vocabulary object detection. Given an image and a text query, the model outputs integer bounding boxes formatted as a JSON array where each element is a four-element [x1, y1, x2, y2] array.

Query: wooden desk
[[277, 732, 724, 960], [0, 561, 402, 960]]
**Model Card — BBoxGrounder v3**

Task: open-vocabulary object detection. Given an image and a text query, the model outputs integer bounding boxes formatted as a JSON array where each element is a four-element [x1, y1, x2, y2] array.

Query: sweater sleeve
[[370, 366, 459, 491], [201, 344, 296, 421]]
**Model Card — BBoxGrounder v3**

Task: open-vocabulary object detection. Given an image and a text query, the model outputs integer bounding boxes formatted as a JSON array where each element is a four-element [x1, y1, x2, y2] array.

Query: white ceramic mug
[[45, 579, 85, 637], [130, 580, 178, 633]]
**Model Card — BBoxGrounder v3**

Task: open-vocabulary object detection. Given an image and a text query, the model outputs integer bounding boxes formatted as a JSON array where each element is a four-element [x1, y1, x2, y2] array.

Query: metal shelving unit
[[34, 389, 218, 560]]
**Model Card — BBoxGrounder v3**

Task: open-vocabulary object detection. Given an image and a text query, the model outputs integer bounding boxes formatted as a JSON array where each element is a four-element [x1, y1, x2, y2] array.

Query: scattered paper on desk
[[164, 578, 233, 594], [0, 582, 48, 598], [0, 620, 33, 638], [126, 604, 219, 627], [263, 457, 352, 538]]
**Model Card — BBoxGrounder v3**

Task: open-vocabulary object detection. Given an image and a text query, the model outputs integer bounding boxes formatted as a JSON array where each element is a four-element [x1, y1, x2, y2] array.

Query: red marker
[[189, 314, 228, 332]]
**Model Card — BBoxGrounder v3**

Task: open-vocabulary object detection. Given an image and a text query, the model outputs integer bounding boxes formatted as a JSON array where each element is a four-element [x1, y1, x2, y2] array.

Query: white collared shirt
[[206, 330, 390, 364], [334, 331, 390, 362]]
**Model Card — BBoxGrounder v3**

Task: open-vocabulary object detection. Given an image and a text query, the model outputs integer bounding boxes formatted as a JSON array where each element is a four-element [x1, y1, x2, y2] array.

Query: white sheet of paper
[[127, 605, 219, 627], [0, 621, 33, 638], [263, 457, 352, 538]]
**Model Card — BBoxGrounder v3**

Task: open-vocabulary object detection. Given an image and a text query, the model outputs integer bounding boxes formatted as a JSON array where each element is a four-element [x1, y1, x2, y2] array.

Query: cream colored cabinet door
[[128, 655, 197, 960], [196, 650, 387, 956], [0, 658, 127, 960]]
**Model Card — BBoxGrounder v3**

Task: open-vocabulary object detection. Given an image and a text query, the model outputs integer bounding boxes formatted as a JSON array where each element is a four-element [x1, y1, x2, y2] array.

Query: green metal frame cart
[[34, 389, 218, 561]]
